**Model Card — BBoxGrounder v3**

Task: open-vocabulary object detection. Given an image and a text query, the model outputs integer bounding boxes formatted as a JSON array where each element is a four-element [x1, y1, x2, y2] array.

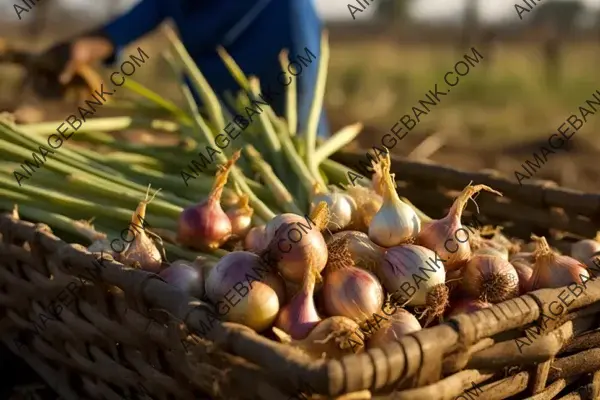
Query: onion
[[274, 266, 321, 339], [471, 230, 510, 260], [368, 152, 420, 247], [571, 233, 600, 263], [205, 251, 285, 332], [345, 186, 383, 232], [226, 194, 254, 238], [159, 259, 204, 298], [530, 235, 589, 290], [512, 259, 533, 294], [417, 184, 502, 271], [119, 190, 163, 273], [273, 316, 362, 359], [177, 152, 239, 250], [378, 244, 448, 324], [322, 237, 384, 322], [244, 225, 266, 252], [328, 231, 384, 271], [367, 309, 421, 348], [263, 202, 329, 284], [461, 255, 519, 303], [510, 252, 534, 264], [448, 298, 490, 317], [311, 192, 356, 232]]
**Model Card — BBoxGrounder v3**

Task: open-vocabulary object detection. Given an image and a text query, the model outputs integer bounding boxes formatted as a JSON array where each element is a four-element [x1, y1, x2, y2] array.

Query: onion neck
[[310, 201, 330, 230], [380, 151, 402, 205], [209, 151, 240, 202], [131, 186, 160, 235], [448, 184, 502, 224], [532, 235, 556, 267]]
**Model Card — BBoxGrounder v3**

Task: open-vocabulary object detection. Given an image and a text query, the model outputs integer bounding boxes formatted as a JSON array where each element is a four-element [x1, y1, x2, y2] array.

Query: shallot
[[328, 231, 384, 271], [571, 232, 600, 264], [530, 235, 589, 290], [311, 191, 356, 232], [367, 308, 421, 348], [159, 259, 204, 298], [226, 194, 254, 238], [461, 255, 519, 303], [344, 185, 383, 232], [417, 184, 502, 271]]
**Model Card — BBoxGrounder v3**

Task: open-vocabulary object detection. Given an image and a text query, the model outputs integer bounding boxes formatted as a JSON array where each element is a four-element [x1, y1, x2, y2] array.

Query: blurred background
[[0, 1, 599, 398], [1, 0, 600, 191]]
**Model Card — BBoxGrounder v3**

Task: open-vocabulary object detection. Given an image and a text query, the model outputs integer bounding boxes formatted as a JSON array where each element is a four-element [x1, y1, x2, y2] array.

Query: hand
[[59, 36, 114, 85]]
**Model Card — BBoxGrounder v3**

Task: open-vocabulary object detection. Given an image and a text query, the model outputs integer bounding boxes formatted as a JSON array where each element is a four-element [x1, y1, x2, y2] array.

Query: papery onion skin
[[378, 244, 447, 318], [275, 316, 363, 359], [345, 186, 383, 232], [448, 298, 490, 317], [329, 231, 384, 271], [264, 204, 329, 284], [368, 153, 420, 247], [530, 236, 590, 290], [226, 195, 253, 238], [367, 309, 421, 349], [474, 245, 509, 260], [461, 255, 519, 303], [417, 184, 502, 271], [571, 238, 600, 264], [323, 266, 384, 323], [205, 251, 285, 332], [244, 225, 267, 252], [159, 260, 204, 299], [178, 153, 239, 251], [312, 192, 356, 232], [275, 268, 321, 340], [512, 260, 533, 294]]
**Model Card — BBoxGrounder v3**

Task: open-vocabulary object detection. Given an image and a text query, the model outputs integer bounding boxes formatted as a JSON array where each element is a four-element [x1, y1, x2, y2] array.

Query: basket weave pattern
[[1, 153, 600, 399]]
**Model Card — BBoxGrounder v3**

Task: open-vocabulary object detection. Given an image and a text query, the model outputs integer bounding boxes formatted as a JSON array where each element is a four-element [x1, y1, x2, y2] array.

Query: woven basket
[[1, 151, 600, 400]]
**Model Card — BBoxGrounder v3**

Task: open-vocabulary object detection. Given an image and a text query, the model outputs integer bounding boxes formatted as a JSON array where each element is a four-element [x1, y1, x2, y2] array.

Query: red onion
[[273, 316, 362, 359], [367, 309, 421, 348], [417, 184, 502, 271], [448, 298, 490, 317], [205, 251, 285, 332], [461, 255, 519, 303], [244, 225, 266, 252], [274, 266, 321, 339], [159, 259, 204, 298], [263, 202, 329, 284], [177, 152, 239, 250], [530, 235, 589, 290], [512, 259, 533, 294], [378, 244, 448, 325]]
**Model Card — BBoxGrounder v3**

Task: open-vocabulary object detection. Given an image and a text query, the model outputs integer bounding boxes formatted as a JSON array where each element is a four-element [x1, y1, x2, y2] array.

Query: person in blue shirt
[[54, 0, 329, 137]]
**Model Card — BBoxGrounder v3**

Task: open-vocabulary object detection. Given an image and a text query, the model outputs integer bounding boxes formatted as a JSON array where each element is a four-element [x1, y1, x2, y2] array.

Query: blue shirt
[[102, 0, 329, 136]]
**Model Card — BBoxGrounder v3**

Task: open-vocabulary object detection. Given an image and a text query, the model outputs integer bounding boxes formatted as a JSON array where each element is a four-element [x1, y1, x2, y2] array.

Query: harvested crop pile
[[0, 32, 599, 398]]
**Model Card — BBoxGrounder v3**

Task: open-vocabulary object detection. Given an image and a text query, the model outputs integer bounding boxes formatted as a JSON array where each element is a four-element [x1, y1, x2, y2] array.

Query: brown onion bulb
[[322, 238, 384, 323], [417, 184, 502, 271], [177, 152, 239, 250], [461, 255, 519, 303], [448, 298, 491, 317], [226, 194, 254, 238], [273, 316, 363, 359], [530, 235, 589, 290], [367, 309, 421, 348], [571, 233, 600, 263]]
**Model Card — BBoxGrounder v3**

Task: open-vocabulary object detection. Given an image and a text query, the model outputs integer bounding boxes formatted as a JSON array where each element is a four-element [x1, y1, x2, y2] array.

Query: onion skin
[[263, 204, 329, 283], [345, 186, 383, 232], [571, 237, 600, 264], [329, 231, 384, 271], [323, 266, 384, 323], [205, 251, 285, 332], [275, 268, 321, 340], [417, 184, 502, 271], [159, 260, 204, 299], [244, 225, 267, 252], [367, 309, 421, 349], [311, 192, 356, 232], [448, 299, 490, 317], [177, 153, 239, 251], [530, 236, 589, 290], [273, 316, 363, 359], [226, 195, 253, 238], [461, 255, 519, 303], [512, 260, 533, 294]]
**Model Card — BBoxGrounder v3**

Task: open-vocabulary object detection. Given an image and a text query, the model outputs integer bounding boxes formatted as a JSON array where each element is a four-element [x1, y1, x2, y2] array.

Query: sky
[[315, 0, 600, 23]]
